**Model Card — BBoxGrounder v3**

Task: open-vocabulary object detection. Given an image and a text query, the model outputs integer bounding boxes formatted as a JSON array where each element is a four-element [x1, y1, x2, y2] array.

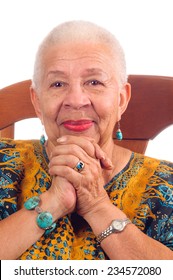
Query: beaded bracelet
[[24, 196, 56, 235]]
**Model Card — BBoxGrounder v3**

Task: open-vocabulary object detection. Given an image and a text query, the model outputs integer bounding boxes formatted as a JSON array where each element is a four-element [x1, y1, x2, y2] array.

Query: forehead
[[42, 41, 116, 72]]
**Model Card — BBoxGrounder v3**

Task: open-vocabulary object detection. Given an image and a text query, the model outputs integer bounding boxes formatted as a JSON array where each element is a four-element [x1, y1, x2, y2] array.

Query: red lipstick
[[63, 120, 93, 132]]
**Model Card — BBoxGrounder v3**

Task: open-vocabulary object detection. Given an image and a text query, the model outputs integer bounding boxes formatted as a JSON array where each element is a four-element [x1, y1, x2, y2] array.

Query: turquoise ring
[[74, 160, 85, 173]]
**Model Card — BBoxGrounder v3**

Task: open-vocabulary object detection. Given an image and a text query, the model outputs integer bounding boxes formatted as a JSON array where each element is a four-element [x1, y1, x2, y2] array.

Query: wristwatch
[[96, 218, 131, 243]]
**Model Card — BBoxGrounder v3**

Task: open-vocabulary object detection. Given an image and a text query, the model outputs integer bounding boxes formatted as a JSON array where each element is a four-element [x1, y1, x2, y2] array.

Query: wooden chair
[[1, 75, 173, 154]]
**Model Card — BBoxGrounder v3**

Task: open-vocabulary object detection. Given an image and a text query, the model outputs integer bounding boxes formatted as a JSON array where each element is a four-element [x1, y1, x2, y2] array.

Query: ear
[[118, 82, 131, 119], [30, 87, 43, 123]]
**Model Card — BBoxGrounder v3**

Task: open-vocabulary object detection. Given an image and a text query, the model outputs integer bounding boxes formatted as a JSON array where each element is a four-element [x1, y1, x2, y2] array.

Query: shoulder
[[133, 152, 173, 172], [131, 152, 173, 186], [0, 138, 42, 171], [144, 153, 173, 172], [0, 138, 40, 149], [134, 153, 173, 209], [136, 154, 173, 248]]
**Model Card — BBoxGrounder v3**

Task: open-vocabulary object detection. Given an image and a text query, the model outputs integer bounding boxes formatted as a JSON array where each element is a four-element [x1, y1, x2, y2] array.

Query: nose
[[63, 83, 91, 109]]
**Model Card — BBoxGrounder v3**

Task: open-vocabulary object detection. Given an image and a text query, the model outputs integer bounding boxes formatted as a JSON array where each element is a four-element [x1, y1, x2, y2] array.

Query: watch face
[[112, 220, 124, 231]]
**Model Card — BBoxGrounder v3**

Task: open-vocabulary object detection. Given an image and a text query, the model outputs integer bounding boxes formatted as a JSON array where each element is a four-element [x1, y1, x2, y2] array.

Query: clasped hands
[[47, 135, 113, 221]]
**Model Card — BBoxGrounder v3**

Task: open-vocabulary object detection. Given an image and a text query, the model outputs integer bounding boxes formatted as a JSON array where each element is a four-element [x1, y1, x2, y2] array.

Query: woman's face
[[31, 42, 130, 147]]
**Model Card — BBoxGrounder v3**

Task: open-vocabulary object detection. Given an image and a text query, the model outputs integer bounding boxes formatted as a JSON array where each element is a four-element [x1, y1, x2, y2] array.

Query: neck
[[99, 137, 115, 159]]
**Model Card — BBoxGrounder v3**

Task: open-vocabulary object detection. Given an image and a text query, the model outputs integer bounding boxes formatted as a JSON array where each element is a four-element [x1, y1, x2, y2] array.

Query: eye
[[50, 81, 65, 88], [88, 80, 103, 86]]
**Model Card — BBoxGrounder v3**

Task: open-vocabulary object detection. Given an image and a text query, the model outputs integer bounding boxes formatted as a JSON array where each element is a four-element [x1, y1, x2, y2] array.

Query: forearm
[[100, 224, 173, 260], [0, 207, 44, 259], [0, 192, 62, 260], [85, 204, 173, 260]]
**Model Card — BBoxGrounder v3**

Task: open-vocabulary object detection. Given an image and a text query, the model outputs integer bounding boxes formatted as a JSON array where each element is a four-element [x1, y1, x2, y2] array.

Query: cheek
[[41, 97, 60, 123], [96, 98, 117, 121], [41, 100, 61, 143]]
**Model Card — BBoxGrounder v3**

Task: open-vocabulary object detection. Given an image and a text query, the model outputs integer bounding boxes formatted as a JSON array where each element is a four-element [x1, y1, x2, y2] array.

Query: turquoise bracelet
[[24, 196, 56, 235]]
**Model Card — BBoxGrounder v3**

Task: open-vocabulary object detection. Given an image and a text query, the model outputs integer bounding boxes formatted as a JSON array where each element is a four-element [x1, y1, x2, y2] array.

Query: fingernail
[[57, 136, 67, 143], [100, 154, 106, 160], [106, 158, 113, 167]]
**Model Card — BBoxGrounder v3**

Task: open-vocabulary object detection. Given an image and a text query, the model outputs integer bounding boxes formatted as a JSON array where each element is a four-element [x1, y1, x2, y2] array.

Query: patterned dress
[[0, 138, 173, 259]]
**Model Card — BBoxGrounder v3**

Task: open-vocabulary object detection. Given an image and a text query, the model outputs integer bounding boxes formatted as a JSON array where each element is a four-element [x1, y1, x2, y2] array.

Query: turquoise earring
[[116, 121, 123, 141], [40, 134, 46, 145], [40, 125, 46, 145]]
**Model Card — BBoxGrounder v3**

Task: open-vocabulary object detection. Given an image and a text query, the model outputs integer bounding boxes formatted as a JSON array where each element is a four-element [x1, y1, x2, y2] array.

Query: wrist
[[96, 218, 131, 243], [24, 195, 57, 235], [39, 191, 64, 221], [84, 202, 127, 236]]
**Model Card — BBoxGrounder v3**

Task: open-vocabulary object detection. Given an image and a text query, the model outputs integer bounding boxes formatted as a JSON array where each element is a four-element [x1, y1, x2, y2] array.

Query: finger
[[56, 135, 96, 158], [77, 137, 113, 169], [49, 154, 79, 169], [50, 144, 90, 163], [49, 162, 100, 190], [100, 157, 113, 170], [91, 142, 113, 170], [49, 165, 82, 183], [56, 135, 113, 170], [49, 154, 92, 177]]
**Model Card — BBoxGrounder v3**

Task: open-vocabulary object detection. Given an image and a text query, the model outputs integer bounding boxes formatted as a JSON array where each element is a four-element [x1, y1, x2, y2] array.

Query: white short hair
[[32, 20, 127, 91]]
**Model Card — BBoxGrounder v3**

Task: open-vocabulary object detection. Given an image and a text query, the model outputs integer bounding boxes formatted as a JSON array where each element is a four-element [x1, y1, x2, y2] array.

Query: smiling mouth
[[62, 120, 94, 132]]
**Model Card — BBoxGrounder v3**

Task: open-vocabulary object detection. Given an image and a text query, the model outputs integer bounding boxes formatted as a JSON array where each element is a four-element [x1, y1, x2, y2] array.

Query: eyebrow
[[82, 68, 109, 80], [83, 68, 106, 74], [47, 70, 66, 78], [46, 68, 108, 78]]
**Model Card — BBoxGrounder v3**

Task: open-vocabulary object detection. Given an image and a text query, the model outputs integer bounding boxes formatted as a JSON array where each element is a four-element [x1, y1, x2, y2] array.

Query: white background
[[0, 0, 173, 161]]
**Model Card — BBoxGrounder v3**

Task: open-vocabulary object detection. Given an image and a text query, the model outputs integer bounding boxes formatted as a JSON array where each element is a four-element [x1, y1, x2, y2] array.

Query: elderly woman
[[0, 21, 173, 260]]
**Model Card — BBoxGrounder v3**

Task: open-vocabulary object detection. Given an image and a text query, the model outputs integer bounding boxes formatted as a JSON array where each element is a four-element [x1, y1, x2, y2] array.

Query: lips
[[62, 120, 94, 132]]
